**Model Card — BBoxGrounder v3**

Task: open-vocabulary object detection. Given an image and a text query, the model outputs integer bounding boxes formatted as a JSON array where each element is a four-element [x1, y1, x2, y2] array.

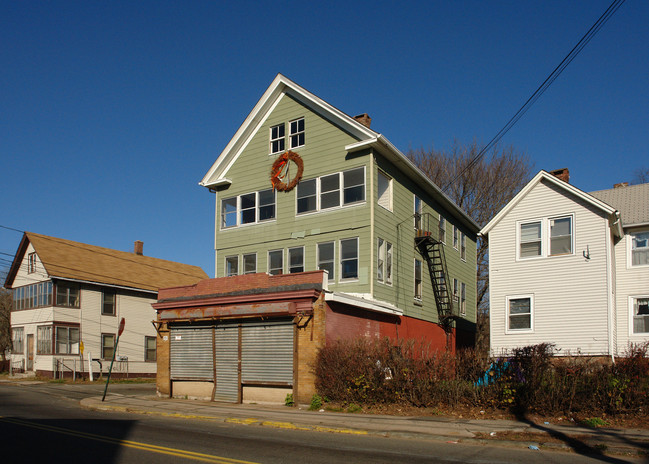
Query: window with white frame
[[243, 253, 256, 274], [221, 189, 276, 229], [507, 295, 533, 331], [460, 282, 467, 316], [632, 297, 649, 334], [461, 233, 466, 261], [56, 326, 80, 354], [453, 278, 459, 303], [145, 336, 156, 362], [12, 327, 24, 353], [631, 232, 649, 266], [414, 259, 422, 300], [439, 216, 446, 243], [289, 118, 305, 149], [453, 226, 459, 249], [225, 256, 238, 276], [520, 221, 542, 258], [377, 171, 392, 211], [414, 196, 422, 229], [270, 123, 285, 154], [340, 238, 359, 280], [377, 238, 393, 284], [317, 242, 335, 281], [268, 250, 283, 275], [288, 247, 304, 273], [550, 216, 572, 256], [296, 167, 365, 215]]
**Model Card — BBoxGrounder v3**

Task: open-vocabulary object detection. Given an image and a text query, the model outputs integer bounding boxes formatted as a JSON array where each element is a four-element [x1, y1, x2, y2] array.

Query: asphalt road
[[0, 382, 637, 464]]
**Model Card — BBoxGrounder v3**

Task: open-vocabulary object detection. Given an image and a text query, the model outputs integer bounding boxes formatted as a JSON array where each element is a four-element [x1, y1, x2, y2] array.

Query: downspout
[[369, 153, 375, 298], [605, 216, 615, 363]]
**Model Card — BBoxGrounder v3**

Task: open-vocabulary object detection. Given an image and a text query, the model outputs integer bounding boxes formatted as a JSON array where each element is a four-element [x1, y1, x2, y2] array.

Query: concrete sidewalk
[[81, 394, 649, 458]]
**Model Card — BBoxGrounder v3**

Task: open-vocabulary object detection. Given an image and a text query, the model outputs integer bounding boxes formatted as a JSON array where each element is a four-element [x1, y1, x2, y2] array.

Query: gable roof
[[480, 170, 622, 237], [200, 73, 479, 234], [4, 232, 209, 293], [589, 183, 649, 227]]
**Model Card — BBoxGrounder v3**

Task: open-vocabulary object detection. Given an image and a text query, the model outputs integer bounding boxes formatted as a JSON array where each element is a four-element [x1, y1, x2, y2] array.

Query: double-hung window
[[460, 283, 467, 316], [145, 336, 157, 362], [550, 216, 572, 255], [414, 259, 422, 301], [221, 189, 276, 228], [37, 326, 52, 354], [414, 196, 422, 229], [288, 247, 304, 273], [317, 242, 335, 281], [102, 334, 116, 359], [12, 327, 24, 353], [296, 167, 365, 214], [377, 239, 393, 284], [289, 118, 305, 148], [268, 250, 283, 275], [225, 256, 239, 276], [102, 291, 116, 316], [632, 297, 649, 334], [243, 253, 257, 274], [631, 232, 649, 266], [28, 253, 36, 273], [461, 233, 466, 261], [453, 278, 459, 303], [377, 171, 392, 211], [56, 326, 80, 354], [340, 238, 359, 280], [56, 282, 79, 308], [453, 226, 459, 249], [438, 216, 446, 243], [507, 295, 533, 331], [270, 123, 285, 154], [520, 221, 542, 259]]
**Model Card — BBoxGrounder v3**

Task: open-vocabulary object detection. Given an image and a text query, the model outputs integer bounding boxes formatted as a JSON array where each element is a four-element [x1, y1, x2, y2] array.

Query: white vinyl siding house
[[484, 171, 649, 357]]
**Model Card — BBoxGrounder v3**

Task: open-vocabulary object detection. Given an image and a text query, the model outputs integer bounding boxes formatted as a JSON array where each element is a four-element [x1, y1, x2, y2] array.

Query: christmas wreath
[[270, 151, 304, 191]]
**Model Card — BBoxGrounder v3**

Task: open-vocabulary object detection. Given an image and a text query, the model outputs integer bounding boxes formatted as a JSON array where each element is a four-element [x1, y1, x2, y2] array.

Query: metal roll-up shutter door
[[170, 326, 212, 380], [213, 323, 239, 402], [242, 320, 294, 384]]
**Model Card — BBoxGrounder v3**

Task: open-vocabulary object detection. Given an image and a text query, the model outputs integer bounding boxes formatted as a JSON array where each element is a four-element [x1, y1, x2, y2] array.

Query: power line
[[441, 0, 626, 192]]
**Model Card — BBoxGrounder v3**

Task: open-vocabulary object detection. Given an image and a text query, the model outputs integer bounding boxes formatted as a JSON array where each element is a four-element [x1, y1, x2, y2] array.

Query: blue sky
[[1, 1, 647, 278]]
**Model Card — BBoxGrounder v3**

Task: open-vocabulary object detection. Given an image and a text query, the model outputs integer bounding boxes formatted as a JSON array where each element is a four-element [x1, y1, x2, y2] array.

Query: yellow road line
[[0, 416, 258, 464]]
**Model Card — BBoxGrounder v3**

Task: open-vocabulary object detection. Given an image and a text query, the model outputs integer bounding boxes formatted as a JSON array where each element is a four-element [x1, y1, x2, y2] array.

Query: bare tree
[[408, 141, 533, 354], [0, 288, 11, 361], [632, 167, 649, 185]]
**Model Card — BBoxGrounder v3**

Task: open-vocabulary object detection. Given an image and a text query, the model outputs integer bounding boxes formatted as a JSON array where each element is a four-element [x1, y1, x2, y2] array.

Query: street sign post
[[102, 317, 125, 402]]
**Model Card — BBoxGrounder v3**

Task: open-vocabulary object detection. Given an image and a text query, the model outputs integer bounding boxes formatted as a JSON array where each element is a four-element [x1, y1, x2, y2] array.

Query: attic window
[[290, 118, 305, 148], [28, 253, 36, 274], [270, 123, 285, 154]]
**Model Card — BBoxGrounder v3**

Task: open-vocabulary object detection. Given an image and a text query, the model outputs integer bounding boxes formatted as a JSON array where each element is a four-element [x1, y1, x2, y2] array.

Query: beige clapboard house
[[481, 169, 649, 357], [5, 232, 207, 378]]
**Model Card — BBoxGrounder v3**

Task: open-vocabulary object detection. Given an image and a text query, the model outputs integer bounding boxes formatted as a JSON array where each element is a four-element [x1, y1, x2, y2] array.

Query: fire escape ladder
[[414, 213, 455, 331]]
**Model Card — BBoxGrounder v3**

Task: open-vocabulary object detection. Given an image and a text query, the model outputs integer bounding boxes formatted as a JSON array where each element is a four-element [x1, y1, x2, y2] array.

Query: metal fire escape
[[414, 212, 455, 332]]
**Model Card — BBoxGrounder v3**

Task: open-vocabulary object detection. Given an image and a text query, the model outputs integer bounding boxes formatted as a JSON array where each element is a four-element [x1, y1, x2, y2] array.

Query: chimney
[[134, 240, 143, 256], [614, 182, 628, 189], [353, 113, 372, 128], [549, 168, 570, 183]]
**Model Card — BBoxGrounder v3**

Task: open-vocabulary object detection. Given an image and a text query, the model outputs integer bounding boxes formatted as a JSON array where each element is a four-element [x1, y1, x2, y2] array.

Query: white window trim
[[288, 246, 305, 274], [377, 238, 393, 286], [243, 253, 257, 275], [339, 237, 359, 282], [453, 226, 459, 250], [460, 282, 467, 317], [438, 215, 446, 244], [317, 241, 336, 282], [269, 123, 285, 155], [220, 189, 277, 230], [414, 195, 422, 230], [627, 229, 649, 269], [516, 214, 575, 261], [295, 167, 366, 216], [453, 278, 459, 303], [629, 295, 649, 336], [225, 255, 239, 277], [289, 117, 305, 149], [414, 258, 423, 303], [377, 170, 393, 212], [268, 249, 284, 275], [461, 233, 467, 262], [505, 294, 534, 334]]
